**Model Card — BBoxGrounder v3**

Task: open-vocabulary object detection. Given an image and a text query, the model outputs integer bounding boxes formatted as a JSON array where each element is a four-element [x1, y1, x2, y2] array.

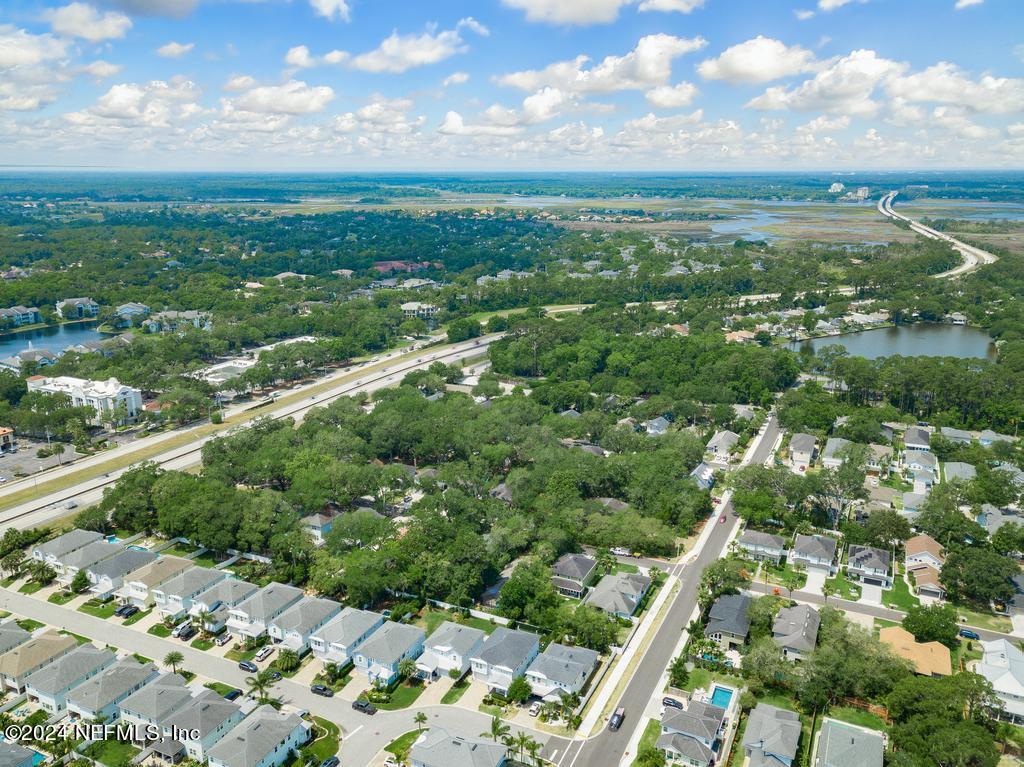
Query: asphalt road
[[547, 416, 781, 767]]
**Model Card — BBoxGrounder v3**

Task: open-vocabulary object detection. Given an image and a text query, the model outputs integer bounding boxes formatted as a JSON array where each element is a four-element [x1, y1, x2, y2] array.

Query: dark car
[[311, 684, 334, 698], [238, 660, 258, 673], [959, 628, 981, 640], [121, 606, 140, 619], [224, 689, 242, 701], [178, 625, 197, 641], [267, 671, 282, 681], [662, 697, 683, 710], [320, 758, 339, 767], [352, 700, 377, 715], [609, 707, 625, 731], [113, 605, 132, 617]]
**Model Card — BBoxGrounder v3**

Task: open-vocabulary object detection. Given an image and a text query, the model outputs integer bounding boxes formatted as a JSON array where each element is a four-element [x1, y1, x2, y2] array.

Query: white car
[[254, 646, 274, 662], [215, 633, 232, 647], [529, 702, 541, 717], [611, 547, 630, 557]]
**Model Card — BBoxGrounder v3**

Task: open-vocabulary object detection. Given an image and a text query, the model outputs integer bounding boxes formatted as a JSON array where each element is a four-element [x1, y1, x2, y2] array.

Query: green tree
[[163, 651, 184, 675], [507, 676, 532, 704], [481, 714, 510, 743], [69, 569, 90, 594], [413, 711, 427, 731], [902, 604, 959, 650], [398, 657, 417, 681], [940, 547, 1016, 606], [275, 649, 300, 673]]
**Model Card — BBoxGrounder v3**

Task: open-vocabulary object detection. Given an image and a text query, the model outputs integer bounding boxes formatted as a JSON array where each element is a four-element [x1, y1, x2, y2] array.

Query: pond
[[0, 321, 109, 358], [792, 323, 995, 360]]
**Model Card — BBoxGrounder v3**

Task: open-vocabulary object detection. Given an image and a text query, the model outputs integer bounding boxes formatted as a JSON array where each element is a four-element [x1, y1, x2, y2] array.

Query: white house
[[117, 556, 193, 608], [788, 433, 817, 472], [66, 657, 159, 723], [905, 534, 945, 571], [206, 706, 309, 767], [352, 622, 425, 687], [821, 437, 852, 469], [161, 689, 247, 762], [86, 548, 157, 600], [54, 540, 122, 586], [151, 567, 229, 621], [415, 621, 486, 681], [31, 529, 103, 569], [705, 430, 739, 461], [789, 534, 838, 574], [118, 673, 194, 745], [977, 639, 1024, 724], [904, 426, 931, 452], [226, 582, 304, 640], [190, 578, 260, 634], [309, 608, 384, 667], [24, 645, 115, 714], [470, 627, 540, 695], [408, 727, 507, 767], [0, 631, 77, 693], [847, 545, 893, 588], [524, 643, 599, 701], [267, 596, 341, 654], [26, 375, 142, 425]]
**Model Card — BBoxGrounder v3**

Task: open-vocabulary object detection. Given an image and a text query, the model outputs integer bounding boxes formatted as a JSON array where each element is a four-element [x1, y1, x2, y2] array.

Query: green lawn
[[612, 562, 640, 575], [16, 618, 44, 632], [676, 666, 742, 694], [60, 630, 92, 645], [205, 681, 238, 696], [78, 599, 117, 619], [730, 715, 750, 767], [415, 608, 498, 637], [385, 730, 421, 760], [300, 717, 340, 762], [47, 591, 75, 605], [18, 581, 42, 594], [161, 545, 201, 558], [191, 637, 215, 651], [225, 646, 259, 662], [123, 608, 152, 626], [478, 703, 503, 718], [825, 570, 862, 601], [953, 605, 1012, 633], [190, 552, 227, 569], [361, 680, 426, 710], [133, 653, 152, 664], [441, 678, 471, 705], [882, 574, 919, 611], [763, 562, 808, 591], [954, 637, 984, 669], [0, 576, 16, 587], [148, 624, 172, 638], [826, 706, 887, 731], [632, 719, 661, 766], [84, 738, 141, 767]]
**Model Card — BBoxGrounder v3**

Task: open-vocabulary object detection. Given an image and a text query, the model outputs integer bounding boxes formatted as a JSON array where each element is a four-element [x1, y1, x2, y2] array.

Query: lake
[[793, 324, 995, 360], [0, 322, 109, 359]]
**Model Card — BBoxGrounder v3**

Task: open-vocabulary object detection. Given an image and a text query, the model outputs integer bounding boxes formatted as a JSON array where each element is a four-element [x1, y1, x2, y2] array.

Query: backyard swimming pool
[[710, 685, 734, 710]]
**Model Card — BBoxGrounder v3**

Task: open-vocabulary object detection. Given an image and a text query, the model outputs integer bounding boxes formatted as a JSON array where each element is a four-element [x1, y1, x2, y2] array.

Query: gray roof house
[[789, 433, 817, 471], [118, 555, 193, 608], [705, 594, 751, 650], [813, 719, 884, 767], [821, 437, 852, 469], [847, 545, 893, 587], [66, 657, 159, 722], [658, 699, 727, 766], [161, 689, 247, 762], [772, 605, 820, 662], [981, 430, 1014, 446], [309, 608, 385, 666], [267, 596, 342, 653], [525, 643, 599, 701], [902, 491, 928, 516], [737, 530, 787, 563], [944, 461, 976, 483], [118, 673, 194, 744], [24, 645, 116, 714], [906, 451, 937, 475], [470, 627, 540, 695], [551, 553, 598, 598], [940, 426, 973, 444], [55, 540, 122, 583], [206, 705, 309, 767], [742, 703, 801, 767], [0, 742, 36, 767], [153, 567, 229, 620], [904, 426, 931, 452], [644, 416, 671, 436], [191, 577, 259, 634], [226, 582, 304, 639], [32, 529, 103, 567], [0, 623, 30, 657], [690, 461, 716, 490], [87, 548, 158, 599], [352, 621, 426, 687], [408, 727, 507, 767], [790, 534, 838, 573], [979, 504, 1021, 537], [706, 430, 740, 460], [584, 571, 652, 620], [416, 621, 487, 681], [977, 639, 1024, 723]]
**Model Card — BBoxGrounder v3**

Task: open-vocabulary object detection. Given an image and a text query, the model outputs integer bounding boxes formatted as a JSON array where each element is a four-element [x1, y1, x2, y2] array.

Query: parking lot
[[0, 438, 85, 482]]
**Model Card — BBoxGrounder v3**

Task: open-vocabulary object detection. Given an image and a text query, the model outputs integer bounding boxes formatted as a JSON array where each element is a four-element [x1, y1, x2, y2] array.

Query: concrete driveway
[[860, 584, 884, 606], [804, 570, 827, 596]]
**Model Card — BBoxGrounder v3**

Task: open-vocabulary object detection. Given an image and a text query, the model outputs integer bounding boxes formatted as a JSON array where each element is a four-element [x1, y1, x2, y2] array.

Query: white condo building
[[26, 376, 143, 425]]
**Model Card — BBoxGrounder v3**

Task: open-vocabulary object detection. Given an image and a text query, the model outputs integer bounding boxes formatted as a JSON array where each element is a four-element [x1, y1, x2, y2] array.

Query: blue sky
[[0, 0, 1021, 169]]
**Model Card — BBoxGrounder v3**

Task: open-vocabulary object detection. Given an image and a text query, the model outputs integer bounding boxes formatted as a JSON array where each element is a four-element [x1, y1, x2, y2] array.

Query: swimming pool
[[710, 685, 733, 710], [31, 750, 46, 766]]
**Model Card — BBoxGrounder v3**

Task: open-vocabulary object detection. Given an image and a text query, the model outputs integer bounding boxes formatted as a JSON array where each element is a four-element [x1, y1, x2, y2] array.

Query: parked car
[[120, 606, 140, 619], [528, 702, 541, 717], [352, 700, 377, 715], [311, 684, 334, 698], [215, 633, 232, 647], [238, 660, 258, 673], [224, 689, 242, 701], [267, 671, 282, 681], [662, 697, 683, 710], [113, 605, 132, 617], [171, 620, 192, 638], [959, 628, 981, 640], [178, 625, 197, 641], [611, 547, 630, 557], [254, 646, 274, 663], [320, 758, 339, 767], [609, 707, 625, 731]]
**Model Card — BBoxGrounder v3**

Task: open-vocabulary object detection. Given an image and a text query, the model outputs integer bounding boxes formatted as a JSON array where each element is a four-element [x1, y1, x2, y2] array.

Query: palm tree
[[481, 714, 509, 743], [513, 731, 532, 763], [276, 648, 300, 673], [193, 608, 211, 636], [163, 651, 184, 674], [246, 669, 277, 703], [524, 738, 542, 766], [28, 560, 56, 585], [413, 711, 427, 732], [398, 657, 417, 681]]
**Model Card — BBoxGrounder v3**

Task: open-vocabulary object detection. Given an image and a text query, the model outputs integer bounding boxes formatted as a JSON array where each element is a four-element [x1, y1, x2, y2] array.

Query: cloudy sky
[[1, 0, 1021, 170]]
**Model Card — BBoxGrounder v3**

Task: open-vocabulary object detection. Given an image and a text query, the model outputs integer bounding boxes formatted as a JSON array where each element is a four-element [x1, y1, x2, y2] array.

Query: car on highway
[[609, 707, 625, 731], [238, 660, 258, 673], [959, 628, 981, 640], [65, 500, 78, 509], [311, 684, 334, 698], [352, 700, 377, 715]]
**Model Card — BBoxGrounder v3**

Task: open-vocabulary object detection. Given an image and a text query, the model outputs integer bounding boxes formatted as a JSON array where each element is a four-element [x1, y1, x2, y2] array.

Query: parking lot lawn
[[441, 678, 471, 705], [79, 600, 117, 619], [825, 571, 862, 601], [18, 581, 42, 594], [47, 591, 75, 605], [301, 717, 340, 762], [123, 608, 151, 626], [385, 730, 420, 760], [15, 618, 43, 632], [148, 624, 172, 638], [882, 576, 919, 611], [204, 681, 237, 697], [191, 637, 215, 651], [827, 706, 887, 731], [84, 738, 140, 767]]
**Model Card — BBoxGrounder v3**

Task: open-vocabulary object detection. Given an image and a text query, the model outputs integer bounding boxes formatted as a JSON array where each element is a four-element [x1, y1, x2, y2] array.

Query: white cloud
[[698, 36, 817, 85], [80, 60, 122, 78], [499, 34, 706, 94], [645, 82, 698, 108], [45, 3, 132, 42], [105, 0, 197, 17], [484, 87, 569, 126], [886, 62, 1024, 114], [341, 95, 425, 134], [443, 72, 469, 86], [438, 111, 523, 136], [932, 106, 998, 138], [795, 9, 815, 19], [157, 41, 194, 58], [501, 0, 702, 25], [226, 79, 335, 115], [223, 75, 256, 92], [636, 0, 704, 11], [818, 0, 863, 9], [0, 25, 67, 69], [285, 45, 316, 69], [348, 18, 487, 74], [309, 0, 350, 21], [955, 0, 983, 7], [65, 77, 203, 128]]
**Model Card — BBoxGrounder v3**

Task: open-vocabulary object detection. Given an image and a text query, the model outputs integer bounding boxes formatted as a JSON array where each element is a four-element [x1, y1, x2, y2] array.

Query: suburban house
[[0, 305, 41, 327], [742, 703, 801, 767], [206, 705, 309, 767], [905, 534, 944, 571], [0, 630, 77, 693], [152, 567, 229, 621], [0, 623, 30, 657], [226, 582, 304, 640], [118, 673, 194, 745], [160, 689, 247, 762], [352, 621, 425, 687], [267, 596, 342, 654], [190, 578, 259, 633], [415, 621, 486, 682], [31, 529, 103, 568], [0, 743, 37, 767], [584, 571, 651, 620], [309, 608, 385, 667], [789, 433, 817, 472], [706, 430, 739, 461], [979, 504, 1021, 538], [690, 462, 716, 491], [821, 437, 852, 469], [114, 303, 151, 327], [117, 555, 193, 608], [939, 426, 973, 445], [902, 492, 928, 517], [981, 430, 1014, 447], [300, 513, 334, 545], [866, 444, 893, 477], [772, 604, 820, 662], [645, 416, 671, 436], [657, 697, 728, 766], [66, 657, 159, 722], [906, 451, 937, 477], [550, 553, 598, 599], [846, 545, 893, 588], [0, 348, 57, 374], [904, 426, 931, 452], [524, 643, 599, 701], [144, 310, 211, 334], [24, 645, 115, 714], [879, 626, 952, 677], [56, 297, 99, 319], [789, 534, 838, 574], [813, 719, 884, 767], [400, 302, 439, 320], [86, 548, 158, 599], [944, 461, 976, 483], [408, 727, 507, 767], [910, 565, 946, 600], [736, 530, 786, 564], [470, 627, 540, 695], [977, 639, 1024, 724], [705, 594, 751, 651]]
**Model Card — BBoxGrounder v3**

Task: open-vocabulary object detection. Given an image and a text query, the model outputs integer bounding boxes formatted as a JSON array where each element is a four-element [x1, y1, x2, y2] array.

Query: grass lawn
[[300, 717, 340, 762], [16, 618, 44, 632], [441, 678, 471, 705], [191, 637, 215, 651], [632, 719, 661, 766], [133, 653, 153, 664], [612, 562, 640, 575], [18, 581, 42, 594], [825, 571, 862, 601], [826, 706, 887, 731], [78, 599, 117, 619], [479, 703, 503, 717], [190, 552, 226, 569], [0, 576, 16, 587], [84, 738, 140, 767], [204, 681, 238, 696], [763, 562, 808, 591], [47, 591, 75, 605], [953, 605, 1012, 633], [361, 680, 426, 710], [225, 646, 259, 662], [123, 608, 152, 626], [161, 545, 200, 558], [60, 630, 92, 644], [882, 574, 919, 611], [729, 715, 750, 767], [677, 666, 742, 694], [385, 730, 421, 760], [415, 608, 498, 637], [148, 624, 172, 638]]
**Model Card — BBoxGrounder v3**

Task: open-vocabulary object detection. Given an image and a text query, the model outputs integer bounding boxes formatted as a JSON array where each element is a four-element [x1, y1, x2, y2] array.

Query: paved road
[[0, 588, 549, 766], [547, 416, 781, 767]]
